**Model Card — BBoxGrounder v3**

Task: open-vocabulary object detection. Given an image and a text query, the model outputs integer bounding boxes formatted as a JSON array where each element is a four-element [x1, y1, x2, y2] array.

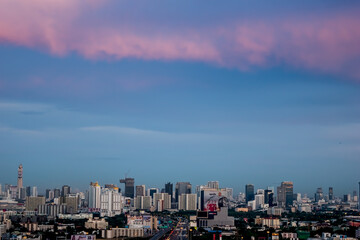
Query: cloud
[[0, 127, 43, 136], [0, 102, 51, 113], [0, 1, 360, 79]]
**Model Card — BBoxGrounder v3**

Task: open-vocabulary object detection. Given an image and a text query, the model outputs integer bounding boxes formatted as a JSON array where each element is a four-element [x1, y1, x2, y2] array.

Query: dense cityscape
[[1, 0, 360, 239], [0, 165, 359, 240]]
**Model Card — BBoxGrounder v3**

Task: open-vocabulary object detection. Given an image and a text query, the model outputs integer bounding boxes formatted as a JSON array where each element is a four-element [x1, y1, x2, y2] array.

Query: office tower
[[148, 188, 159, 198], [54, 188, 61, 198], [19, 187, 26, 200], [153, 193, 171, 211], [329, 187, 334, 201], [26, 186, 31, 197], [178, 193, 197, 211], [0, 184, 2, 195], [245, 184, 255, 203], [344, 194, 350, 202], [45, 189, 51, 199], [265, 189, 274, 206], [207, 181, 219, 190], [48, 190, 54, 201], [17, 164, 23, 189], [165, 182, 173, 199], [61, 185, 71, 197], [136, 185, 146, 197], [119, 178, 135, 198], [315, 188, 324, 202], [277, 181, 293, 208], [32, 186, 38, 197], [89, 182, 101, 209], [175, 182, 192, 202], [358, 182, 360, 210]]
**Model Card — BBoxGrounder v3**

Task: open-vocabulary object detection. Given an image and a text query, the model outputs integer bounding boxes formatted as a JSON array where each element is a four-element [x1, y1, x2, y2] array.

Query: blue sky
[[0, 1, 360, 196]]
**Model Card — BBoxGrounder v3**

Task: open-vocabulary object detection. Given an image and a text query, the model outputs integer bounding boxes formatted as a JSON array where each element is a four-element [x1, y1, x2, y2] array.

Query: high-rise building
[[207, 181, 219, 190], [120, 178, 135, 198], [315, 188, 324, 202], [89, 182, 101, 209], [100, 186, 122, 216], [46, 189, 51, 199], [19, 187, 26, 200], [148, 188, 159, 198], [136, 185, 146, 197], [26, 186, 31, 197], [25, 196, 45, 211], [329, 187, 334, 201], [134, 196, 152, 210], [165, 182, 173, 199], [32, 186, 38, 197], [17, 164, 23, 189], [277, 181, 293, 208], [61, 185, 71, 197], [265, 189, 274, 206], [178, 194, 197, 211], [64, 194, 78, 214], [175, 182, 191, 203], [245, 184, 255, 203], [48, 190, 54, 201], [153, 193, 171, 211], [54, 188, 61, 198]]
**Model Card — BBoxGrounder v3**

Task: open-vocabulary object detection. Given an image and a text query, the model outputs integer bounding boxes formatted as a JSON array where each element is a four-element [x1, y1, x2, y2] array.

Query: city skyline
[[1, 1, 360, 195], [0, 164, 359, 197]]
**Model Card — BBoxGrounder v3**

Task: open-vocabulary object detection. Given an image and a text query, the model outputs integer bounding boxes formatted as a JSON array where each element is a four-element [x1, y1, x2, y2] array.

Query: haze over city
[[1, 0, 360, 195]]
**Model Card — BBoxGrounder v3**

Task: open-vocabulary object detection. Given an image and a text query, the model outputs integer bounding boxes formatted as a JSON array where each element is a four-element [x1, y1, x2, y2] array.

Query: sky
[[0, 0, 360, 196]]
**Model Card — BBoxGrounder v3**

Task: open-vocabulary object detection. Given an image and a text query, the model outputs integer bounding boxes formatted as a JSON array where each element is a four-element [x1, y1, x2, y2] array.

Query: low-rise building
[[102, 228, 144, 238], [85, 217, 108, 230]]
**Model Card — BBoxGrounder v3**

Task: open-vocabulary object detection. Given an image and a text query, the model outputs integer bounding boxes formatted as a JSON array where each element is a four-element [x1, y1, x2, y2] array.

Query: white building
[[178, 194, 197, 211], [100, 187, 122, 216], [255, 194, 264, 210], [32, 186, 38, 197], [89, 182, 101, 209]]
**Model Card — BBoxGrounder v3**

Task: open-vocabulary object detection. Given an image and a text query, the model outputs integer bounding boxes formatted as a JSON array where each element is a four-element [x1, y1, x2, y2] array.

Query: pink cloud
[[1, 1, 360, 79]]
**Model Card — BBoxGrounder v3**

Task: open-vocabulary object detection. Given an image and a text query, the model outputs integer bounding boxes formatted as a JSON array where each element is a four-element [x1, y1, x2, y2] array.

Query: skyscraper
[[175, 182, 191, 203], [315, 187, 324, 202], [148, 188, 159, 198], [120, 178, 135, 198], [329, 187, 334, 201], [245, 184, 255, 203], [264, 189, 274, 206], [32, 186, 38, 197], [89, 182, 101, 209], [277, 181, 293, 208], [165, 182, 173, 199], [17, 164, 23, 189], [61, 185, 71, 197], [54, 188, 61, 198], [136, 185, 146, 197]]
